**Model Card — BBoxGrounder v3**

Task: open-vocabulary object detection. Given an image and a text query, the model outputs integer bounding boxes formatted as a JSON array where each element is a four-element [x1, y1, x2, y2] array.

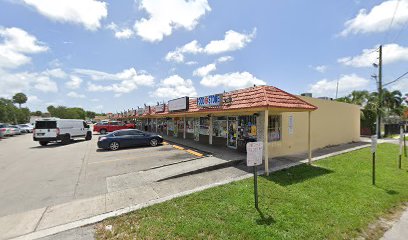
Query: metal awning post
[[308, 111, 312, 165]]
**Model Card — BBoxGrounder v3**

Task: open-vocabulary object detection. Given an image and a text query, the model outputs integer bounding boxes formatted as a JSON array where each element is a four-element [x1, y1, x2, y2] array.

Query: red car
[[93, 121, 135, 134]]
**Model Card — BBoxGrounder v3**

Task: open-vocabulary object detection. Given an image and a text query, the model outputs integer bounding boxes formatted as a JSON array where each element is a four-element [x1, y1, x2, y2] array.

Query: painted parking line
[[172, 145, 185, 150], [185, 149, 204, 157], [170, 144, 204, 157]]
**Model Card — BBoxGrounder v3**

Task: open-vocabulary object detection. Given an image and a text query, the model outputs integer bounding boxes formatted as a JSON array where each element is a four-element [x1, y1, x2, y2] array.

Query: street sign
[[371, 135, 377, 154], [246, 142, 263, 166], [246, 141, 263, 209]]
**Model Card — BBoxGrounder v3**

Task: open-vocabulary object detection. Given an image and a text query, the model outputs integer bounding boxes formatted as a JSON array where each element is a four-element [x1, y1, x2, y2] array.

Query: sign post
[[371, 135, 377, 185], [399, 127, 404, 169], [246, 142, 263, 209]]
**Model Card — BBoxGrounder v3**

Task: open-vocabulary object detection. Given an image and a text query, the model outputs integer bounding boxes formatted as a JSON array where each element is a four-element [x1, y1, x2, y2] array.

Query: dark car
[[97, 129, 163, 151]]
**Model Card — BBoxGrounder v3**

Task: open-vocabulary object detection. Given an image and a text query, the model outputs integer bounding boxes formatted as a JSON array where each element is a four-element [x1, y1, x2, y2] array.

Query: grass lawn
[[96, 143, 408, 240]]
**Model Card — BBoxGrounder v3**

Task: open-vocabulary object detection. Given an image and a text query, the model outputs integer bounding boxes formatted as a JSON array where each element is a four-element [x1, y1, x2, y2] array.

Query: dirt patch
[[357, 202, 408, 240]]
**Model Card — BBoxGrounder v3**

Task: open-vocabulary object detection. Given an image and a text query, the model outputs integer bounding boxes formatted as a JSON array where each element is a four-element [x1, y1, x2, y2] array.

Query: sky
[[0, 0, 407, 113]]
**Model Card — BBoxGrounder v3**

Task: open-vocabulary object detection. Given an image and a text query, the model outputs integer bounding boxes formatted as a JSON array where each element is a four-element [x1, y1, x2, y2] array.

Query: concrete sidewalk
[[1, 142, 371, 240], [382, 205, 408, 240]]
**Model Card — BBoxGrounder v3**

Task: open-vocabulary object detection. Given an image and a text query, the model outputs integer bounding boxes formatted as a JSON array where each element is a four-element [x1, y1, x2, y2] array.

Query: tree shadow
[[264, 164, 334, 186], [255, 207, 275, 226], [375, 186, 399, 195]]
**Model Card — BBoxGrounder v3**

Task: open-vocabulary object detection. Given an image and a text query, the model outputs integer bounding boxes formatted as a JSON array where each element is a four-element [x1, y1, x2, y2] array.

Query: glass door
[[227, 116, 238, 149]]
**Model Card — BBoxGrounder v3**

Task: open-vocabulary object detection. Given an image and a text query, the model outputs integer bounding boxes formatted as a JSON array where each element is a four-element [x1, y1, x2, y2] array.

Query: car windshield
[[35, 121, 57, 129]]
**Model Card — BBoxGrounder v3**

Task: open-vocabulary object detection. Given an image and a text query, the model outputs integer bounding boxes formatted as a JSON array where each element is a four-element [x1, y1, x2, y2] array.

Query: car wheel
[[62, 134, 70, 145], [100, 129, 107, 135], [109, 141, 120, 151], [150, 138, 158, 147], [39, 141, 48, 146], [85, 132, 92, 140]]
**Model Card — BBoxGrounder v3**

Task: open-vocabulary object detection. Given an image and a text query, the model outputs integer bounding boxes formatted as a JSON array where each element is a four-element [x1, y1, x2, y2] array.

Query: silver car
[[18, 124, 34, 133], [9, 125, 23, 135]]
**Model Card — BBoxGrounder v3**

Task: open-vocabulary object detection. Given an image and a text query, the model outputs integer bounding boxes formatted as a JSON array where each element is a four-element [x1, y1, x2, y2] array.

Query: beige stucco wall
[[267, 97, 360, 158]]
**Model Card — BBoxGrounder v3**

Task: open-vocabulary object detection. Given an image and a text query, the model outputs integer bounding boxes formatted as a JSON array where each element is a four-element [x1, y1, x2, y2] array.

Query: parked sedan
[[97, 129, 163, 151], [9, 125, 23, 135], [18, 124, 34, 133], [0, 123, 8, 138]]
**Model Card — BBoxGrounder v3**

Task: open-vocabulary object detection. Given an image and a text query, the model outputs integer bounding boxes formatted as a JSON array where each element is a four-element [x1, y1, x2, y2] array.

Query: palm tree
[[12, 92, 27, 109], [382, 89, 403, 116]]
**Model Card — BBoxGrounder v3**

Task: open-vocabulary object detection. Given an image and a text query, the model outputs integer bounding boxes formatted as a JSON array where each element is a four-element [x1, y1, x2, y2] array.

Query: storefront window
[[268, 115, 281, 141], [186, 118, 194, 133], [213, 117, 227, 138], [238, 116, 257, 139], [200, 117, 209, 135]]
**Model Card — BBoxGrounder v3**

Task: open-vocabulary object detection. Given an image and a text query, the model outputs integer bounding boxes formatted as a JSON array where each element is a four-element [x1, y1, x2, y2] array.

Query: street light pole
[[376, 45, 383, 139]]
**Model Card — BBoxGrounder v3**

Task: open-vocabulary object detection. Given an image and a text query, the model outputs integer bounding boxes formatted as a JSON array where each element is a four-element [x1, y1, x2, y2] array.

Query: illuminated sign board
[[168, 97, 189, 111], [197, 94, 222, 107]]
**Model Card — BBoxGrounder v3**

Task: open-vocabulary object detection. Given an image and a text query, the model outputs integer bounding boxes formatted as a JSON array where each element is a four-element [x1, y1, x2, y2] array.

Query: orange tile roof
[[114, 85, 316, 119]]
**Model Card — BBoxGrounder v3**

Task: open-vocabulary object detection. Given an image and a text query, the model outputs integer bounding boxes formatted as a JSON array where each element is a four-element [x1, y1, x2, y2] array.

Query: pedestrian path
[[382, 205, 408, 240]]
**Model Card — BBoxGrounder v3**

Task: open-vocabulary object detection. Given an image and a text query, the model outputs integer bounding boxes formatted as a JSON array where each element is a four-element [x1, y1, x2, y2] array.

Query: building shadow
[[263, 164, 334, 186], [255, 207, 275, 226]]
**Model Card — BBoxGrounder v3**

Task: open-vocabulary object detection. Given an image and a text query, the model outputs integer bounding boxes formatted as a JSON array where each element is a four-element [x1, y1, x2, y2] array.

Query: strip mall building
[[110, 85, 360, 174]]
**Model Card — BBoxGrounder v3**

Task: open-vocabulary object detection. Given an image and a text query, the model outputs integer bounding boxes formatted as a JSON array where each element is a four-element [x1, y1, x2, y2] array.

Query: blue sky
[[0, 0, 407, 113]]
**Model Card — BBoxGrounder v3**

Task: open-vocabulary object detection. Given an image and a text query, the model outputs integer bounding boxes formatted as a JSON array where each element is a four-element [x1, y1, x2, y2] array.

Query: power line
[[383, 71, 408, 86], [384, 0, 401, 43], [339, 47, 379, 65]]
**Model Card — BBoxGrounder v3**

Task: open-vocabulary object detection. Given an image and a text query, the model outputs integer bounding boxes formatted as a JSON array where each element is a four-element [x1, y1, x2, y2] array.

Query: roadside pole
[[371, 135, 377, 185], [247, 142, 263, 209], [399, 127, 403, 169]]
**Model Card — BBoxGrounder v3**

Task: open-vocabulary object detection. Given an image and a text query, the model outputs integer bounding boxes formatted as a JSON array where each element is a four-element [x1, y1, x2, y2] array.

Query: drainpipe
[[264, 110, 269, 175], [209, 115, 213, 145], [183, 116, 186, 139]]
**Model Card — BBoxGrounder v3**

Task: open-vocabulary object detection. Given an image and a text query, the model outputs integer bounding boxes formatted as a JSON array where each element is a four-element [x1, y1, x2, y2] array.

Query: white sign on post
[[371, 135, 377, 153], [246, 142, 263, 166]]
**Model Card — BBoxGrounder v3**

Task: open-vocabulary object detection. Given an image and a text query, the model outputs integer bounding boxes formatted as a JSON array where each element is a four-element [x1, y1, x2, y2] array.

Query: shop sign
[[155, 104, 165, 113], [137, 108, 144, 115], [197, 94, 222, 107], [168, 97, 189, 111]]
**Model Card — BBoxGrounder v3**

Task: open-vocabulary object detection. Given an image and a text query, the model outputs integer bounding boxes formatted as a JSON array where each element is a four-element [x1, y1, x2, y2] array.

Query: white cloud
[[389, 78, 408, 93], [165, 40, 202, 63], [309, 74, 370, 97], [314, 65, 327, 73], [200, 71, 265, 89], [338, 43, 408, 67], [340, 0, 408, 36], [204, 29, 256, 54], [65, 75, 83, 89], [23, 0, 108, 31], [33, 75, 58, 93], [77, 68, 154, 94], [193, 63, 216, 77], [134, 0, 211, 42], [106, 22, 134, 39], [67, 91, 85, 98], [165, 29, 255, 63], [0, 27, 48, 69], [151, 75, 197, 99], [0, 68, 59, 97], [217, 56, 233, 63], [26, 95, 40, 103], [185, 61, 198, 65]]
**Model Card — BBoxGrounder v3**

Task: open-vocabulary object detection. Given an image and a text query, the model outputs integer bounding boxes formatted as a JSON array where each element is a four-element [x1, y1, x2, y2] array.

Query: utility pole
[[335, 79, 339, 99], [376, 45, 383, 139]]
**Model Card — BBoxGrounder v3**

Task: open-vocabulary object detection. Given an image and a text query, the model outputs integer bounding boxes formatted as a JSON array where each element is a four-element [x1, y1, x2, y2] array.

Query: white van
[[33, 118, 92, 146]]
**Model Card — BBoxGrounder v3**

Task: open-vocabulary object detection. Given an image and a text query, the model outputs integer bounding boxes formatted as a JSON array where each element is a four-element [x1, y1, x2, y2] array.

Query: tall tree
[[12, 93, 27, 109]]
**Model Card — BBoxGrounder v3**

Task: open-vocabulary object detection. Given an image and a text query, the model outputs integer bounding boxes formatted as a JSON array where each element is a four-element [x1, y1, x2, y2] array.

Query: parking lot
[[0, 133, 199, 218]]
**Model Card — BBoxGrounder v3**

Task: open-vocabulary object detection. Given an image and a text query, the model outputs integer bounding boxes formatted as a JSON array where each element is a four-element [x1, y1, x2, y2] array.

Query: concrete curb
[[9, 144, 371, 240]]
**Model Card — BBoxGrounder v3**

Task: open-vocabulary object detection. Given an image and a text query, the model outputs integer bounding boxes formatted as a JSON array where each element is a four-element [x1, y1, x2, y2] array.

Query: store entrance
[[227, 116, 238, 149]]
